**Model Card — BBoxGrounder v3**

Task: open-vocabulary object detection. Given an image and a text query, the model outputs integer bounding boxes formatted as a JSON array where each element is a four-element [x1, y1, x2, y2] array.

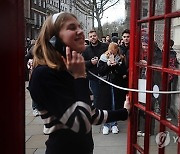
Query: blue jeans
[[89, 80, 99, 106], [104, 86, 117, 127]]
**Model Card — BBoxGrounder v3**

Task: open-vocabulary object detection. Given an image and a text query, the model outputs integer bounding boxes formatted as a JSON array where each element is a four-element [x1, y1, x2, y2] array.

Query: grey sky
[[95, 0, 125, 26]]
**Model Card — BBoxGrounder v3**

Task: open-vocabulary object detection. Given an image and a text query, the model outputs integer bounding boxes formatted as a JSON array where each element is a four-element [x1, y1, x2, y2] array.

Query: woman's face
[[109, 44, 118, 55], [59, 17, 85, 53], [111, 48, 118, 55], [142, 42, 148, 51]]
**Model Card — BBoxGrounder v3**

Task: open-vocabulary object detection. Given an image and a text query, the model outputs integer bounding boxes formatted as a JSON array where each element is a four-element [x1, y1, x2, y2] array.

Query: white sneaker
[[33, 109, 39, 117], [137, 131, 145, 137], [102, 126, 109, 135], [166, 115, 172, 121], [111, 126, 119, 134], [141, 132, 145, 137], [167, 117, 172, 121]]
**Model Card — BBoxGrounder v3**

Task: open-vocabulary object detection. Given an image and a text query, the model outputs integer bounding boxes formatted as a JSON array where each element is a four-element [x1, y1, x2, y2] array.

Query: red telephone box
[[128, 0, 180, 154]]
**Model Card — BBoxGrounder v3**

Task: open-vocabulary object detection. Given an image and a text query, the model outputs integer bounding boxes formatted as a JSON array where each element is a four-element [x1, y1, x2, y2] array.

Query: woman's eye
[[67, 24, 78, 30], [68, 25, 76, 30], [67, 23, 83, 31]]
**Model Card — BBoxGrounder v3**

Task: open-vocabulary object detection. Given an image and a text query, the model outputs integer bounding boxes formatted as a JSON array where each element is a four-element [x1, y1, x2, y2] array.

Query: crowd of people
[[82, 29, 130, 135]]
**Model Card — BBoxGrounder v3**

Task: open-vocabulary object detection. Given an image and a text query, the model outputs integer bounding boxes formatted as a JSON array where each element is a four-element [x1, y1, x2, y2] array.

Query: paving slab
[[34, 148, 46, 154], [26, 124, 44, 136], [26, 135, 48, 148], [25, 148, 36, 154]]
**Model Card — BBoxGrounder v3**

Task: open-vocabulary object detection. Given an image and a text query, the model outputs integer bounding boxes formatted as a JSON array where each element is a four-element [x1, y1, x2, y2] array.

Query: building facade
[[24, 0, 33, 39], [31, 0, 47, 39], [46, 0, 59, 15], [24, 0, 93, 39]]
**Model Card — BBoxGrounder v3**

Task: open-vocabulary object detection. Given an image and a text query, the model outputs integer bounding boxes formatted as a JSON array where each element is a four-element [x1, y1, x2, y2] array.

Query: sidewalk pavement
[[25, 83, 128, 154]]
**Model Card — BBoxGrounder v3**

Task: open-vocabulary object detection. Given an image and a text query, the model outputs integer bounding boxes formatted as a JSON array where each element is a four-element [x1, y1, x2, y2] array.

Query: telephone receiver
[[49, 36, 66, 57]]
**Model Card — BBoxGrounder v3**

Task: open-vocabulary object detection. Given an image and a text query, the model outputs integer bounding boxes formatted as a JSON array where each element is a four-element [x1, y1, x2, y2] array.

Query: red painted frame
[[128, 0, 180, 154], [0, 1, 25, 154]]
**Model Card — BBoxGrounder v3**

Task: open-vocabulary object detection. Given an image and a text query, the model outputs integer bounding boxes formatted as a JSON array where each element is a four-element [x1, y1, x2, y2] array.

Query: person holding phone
[[97, 42, 128, 135], [28, 12, 130, 154]]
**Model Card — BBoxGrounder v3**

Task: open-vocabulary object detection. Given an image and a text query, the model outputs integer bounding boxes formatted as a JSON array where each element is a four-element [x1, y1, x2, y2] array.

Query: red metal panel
[[133, 144, 144, 153], [137, 12, 180, 23], [159, 0, 172, 152], [127, 0, 139, 153], [129, 0, 180, 153], [0, 1, 25, 154], [142, 0, 156, 153]]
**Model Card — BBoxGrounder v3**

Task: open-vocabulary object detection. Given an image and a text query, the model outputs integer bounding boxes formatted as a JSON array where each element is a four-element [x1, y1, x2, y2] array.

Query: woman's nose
[[77, 28, 83, 34]]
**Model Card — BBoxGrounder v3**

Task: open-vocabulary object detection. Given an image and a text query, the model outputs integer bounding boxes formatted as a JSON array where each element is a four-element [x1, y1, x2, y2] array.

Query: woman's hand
[[107, 54, 117, 66], [63, 47, 86, 79], [107, 59, 111, 66], [107, 59, 116, 66], [110, 61, 117, 66], [140, 60, 147, 65], [124, 95, 131, 114], [123, 75, 127, 79]]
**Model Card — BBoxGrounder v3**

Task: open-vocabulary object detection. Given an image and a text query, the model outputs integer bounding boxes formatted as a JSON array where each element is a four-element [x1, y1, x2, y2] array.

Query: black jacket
[[119, 43, 130, 69], [97, 54, 127, 110], [29, 65, 128, 154], [119, 43, 130, 89], [82, 41, 108, 80]]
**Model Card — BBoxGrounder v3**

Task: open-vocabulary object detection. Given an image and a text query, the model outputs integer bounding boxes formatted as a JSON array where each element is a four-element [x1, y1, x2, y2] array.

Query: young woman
[[29, 12, 130, 154], [97, 42, 128, 135]]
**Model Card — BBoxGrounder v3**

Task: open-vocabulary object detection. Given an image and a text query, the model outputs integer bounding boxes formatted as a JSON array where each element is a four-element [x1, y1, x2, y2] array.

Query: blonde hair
[[33, 12, 77, 70], [105, 42, 120, 59]]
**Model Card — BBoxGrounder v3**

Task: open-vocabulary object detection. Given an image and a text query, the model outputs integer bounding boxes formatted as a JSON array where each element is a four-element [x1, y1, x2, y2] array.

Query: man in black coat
[[119, 29, 130, 69], [82, 30, 108, 106], [119, 29, 130, 100]]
